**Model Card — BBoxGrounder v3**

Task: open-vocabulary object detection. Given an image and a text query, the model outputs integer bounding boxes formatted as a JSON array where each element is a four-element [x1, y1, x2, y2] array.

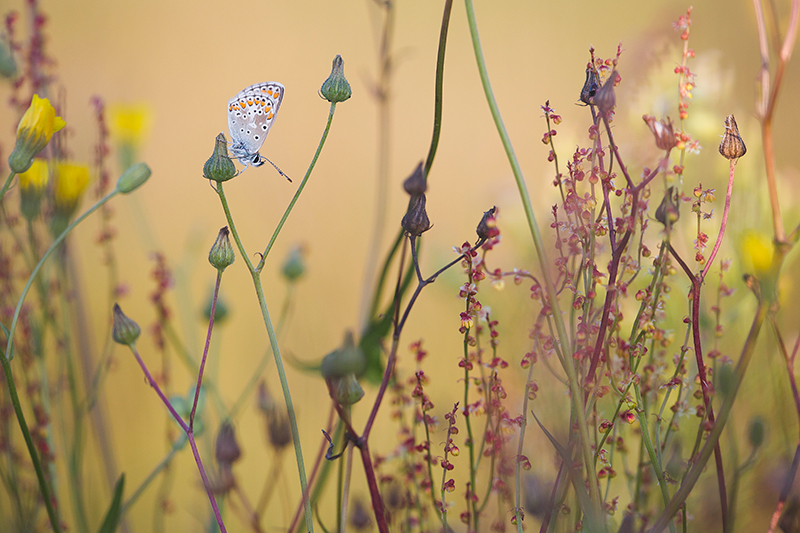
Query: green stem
[[463, 0, 599, 508], [256, 103, 337, 272], [1, 190, 117, 533], [0, 170, 16, 201], [216, 183, 313, 533]]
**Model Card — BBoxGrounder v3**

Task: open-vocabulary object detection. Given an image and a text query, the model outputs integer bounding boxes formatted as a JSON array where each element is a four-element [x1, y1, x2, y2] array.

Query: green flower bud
[[321, 331, 366, 379], [209, 227, 235, 272], [0, 40, 16, 79], [281, 245, 306, 282], [116, 162, 151, 194], [112, 303, 141, 346], [748, 416, 765, 449], [331, 373, 364, 406], [204, 133, 237, 182], [716, 363, 735, 397], [320, 55, 351, 103]]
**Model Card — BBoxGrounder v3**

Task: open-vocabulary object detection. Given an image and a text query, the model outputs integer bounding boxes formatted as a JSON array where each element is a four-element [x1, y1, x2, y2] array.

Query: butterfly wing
[[227, 82, 285, 160]]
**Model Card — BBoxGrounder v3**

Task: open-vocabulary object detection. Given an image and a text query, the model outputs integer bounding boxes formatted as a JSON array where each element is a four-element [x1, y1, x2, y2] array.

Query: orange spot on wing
[[267, 112, 273, 120]]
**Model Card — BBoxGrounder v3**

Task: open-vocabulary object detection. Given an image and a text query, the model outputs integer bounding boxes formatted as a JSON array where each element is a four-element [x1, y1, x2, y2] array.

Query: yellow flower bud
[[8, 95, 66, 173]]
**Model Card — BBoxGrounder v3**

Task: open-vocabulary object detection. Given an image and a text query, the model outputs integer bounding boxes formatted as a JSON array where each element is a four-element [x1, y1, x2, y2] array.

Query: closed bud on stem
[[655, 187, 680, 229], [594, 71, 620, 116], [112, 303, 141, 346], [643, 115, 676, 151], [579, 66, 599, 105], [719, 114, 746, 160], [476, 206, 499, 240], [403, 161, 427, 196], [116, 162, 151, 194], [215, 422, 241, 468], [401, 193, 432, 237], [281, 245, 306, 282], [320, 55, 351, 103], [331, 373, 365, 407], [8, 95, 66, 173], [748, 416, 765, 449], [0, 40, 16, 79], [204, 133, 237, 182], [321, 331, 366, 379], [209, 226, 235, 272]]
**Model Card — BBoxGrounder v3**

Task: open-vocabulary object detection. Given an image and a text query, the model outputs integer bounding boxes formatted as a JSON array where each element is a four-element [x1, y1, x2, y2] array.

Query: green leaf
[[97, 474, 125, 533]]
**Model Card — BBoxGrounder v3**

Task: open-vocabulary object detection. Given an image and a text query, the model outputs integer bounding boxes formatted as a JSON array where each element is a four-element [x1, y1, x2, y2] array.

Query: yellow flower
[[740, 231, 773, 276], [53, 162, 90, 213], [109, 103, 151, 145], [18, 158, 49, 193], [8, 95, 66, 173], [18, 159, 50, 219], [49, 162, 90, 237]]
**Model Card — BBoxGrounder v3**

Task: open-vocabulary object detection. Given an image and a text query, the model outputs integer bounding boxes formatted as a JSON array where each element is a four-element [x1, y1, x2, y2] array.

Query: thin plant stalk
[[127, 343, 227, 531], [190, 270, 222, 430], [1, 188, 119, 533], [462, 0, 601, 509], [214, 103, 339, 533]]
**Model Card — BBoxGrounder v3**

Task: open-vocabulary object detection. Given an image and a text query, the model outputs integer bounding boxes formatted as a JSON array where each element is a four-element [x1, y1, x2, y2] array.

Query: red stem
[[191, 270, 221, 429]]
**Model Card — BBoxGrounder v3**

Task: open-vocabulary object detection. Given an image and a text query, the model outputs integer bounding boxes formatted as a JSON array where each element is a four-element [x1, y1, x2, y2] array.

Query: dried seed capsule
[[643, 115, 676, 151], [655, 187, 680, 229], [594, 71, 620, 115], [401, 193, 432, 237], [476, 206, 499, 240], [403, 161, 427, 196], [718, 114, 746, 160], [579, 67, 599, 105]]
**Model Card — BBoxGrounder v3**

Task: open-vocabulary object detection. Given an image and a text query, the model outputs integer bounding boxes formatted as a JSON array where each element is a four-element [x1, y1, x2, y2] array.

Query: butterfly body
[[227, 82, 284, 170]]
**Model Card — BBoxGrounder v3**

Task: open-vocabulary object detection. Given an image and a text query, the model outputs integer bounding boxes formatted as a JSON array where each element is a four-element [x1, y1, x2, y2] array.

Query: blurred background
[[2, 0, 800, 531]]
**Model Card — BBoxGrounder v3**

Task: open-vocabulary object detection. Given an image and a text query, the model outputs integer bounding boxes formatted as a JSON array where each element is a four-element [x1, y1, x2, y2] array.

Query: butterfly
[[227, 81, 289, 180]]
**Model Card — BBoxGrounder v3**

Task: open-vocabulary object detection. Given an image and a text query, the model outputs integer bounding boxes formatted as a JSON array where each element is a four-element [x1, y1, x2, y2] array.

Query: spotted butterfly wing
[[227, 82, 284, 168]]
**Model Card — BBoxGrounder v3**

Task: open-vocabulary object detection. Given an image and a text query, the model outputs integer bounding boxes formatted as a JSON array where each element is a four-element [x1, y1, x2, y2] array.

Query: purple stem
[[131, 346, 227, 532], [700, 159, 736, 281], [191, 270, 221, 429]]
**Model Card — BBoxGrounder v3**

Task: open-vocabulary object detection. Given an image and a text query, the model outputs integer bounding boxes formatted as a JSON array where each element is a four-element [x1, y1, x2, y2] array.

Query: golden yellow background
[[3, 0, 800, 531]]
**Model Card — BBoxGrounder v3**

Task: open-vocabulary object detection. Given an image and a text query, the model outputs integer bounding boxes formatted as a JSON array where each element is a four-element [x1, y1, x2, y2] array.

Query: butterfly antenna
[[263, 157, 291, 182]]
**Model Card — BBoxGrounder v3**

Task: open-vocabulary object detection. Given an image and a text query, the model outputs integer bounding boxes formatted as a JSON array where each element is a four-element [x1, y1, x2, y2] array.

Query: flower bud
[[403, 161, 427, 196], [204, 133, 237, 182], [321, 331, 366, 379], [8, 95, 66, 173], [116, 162, 151, 194], [0, 40, 17, 79], [281, 245, 306, 282], [476, 206, 499, 240], [655, 187, 680, 229], [718, 114, 746, 160], [643, 115, 676, 151], [266, 406, 292, 449], [331, 373, 365, 406], [594, 71, 620, 115], [748, 416, 765, 449], [320, 54, 352, 103], [215, 422, 241, 467], [209, 227, 235, 272], [112, 303, 141, 346], [18, 159, 49, 220], [579, 66, 599, 105], [401, 193, 432, 237]]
